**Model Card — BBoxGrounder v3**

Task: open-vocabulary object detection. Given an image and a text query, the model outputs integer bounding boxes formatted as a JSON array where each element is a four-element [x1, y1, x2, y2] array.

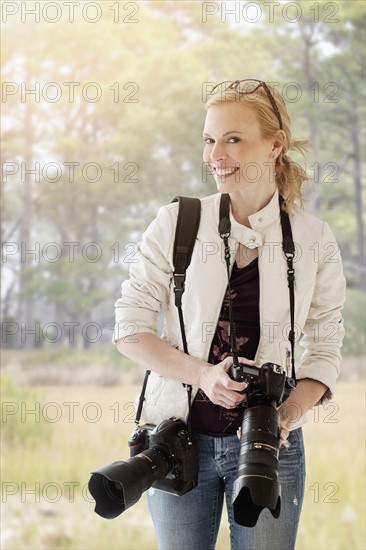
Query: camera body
[[128, 418, 198, 496], [230, 361, 295, 406], [88, 417, 198, 520]]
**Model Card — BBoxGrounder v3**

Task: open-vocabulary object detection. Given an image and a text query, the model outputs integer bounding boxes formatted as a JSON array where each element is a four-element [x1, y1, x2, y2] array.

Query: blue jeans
[[147, 428, 305, 550]]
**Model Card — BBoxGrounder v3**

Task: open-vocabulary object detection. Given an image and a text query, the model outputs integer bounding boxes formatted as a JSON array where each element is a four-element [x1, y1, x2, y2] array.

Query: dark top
[[191, 257, 260, 436]]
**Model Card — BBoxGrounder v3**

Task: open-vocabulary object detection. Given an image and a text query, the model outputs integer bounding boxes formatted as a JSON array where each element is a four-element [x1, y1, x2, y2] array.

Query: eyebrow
[[202, 130, 244, 137]]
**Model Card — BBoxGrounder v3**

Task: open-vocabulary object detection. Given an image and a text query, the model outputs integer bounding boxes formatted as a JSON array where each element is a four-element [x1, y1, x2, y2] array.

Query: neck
[[229, 184, 277, 226]]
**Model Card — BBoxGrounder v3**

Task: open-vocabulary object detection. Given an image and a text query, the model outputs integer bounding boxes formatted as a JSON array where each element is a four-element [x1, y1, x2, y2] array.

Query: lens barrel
[[88, 447, 170, 519], [232, 403, 281, 527]]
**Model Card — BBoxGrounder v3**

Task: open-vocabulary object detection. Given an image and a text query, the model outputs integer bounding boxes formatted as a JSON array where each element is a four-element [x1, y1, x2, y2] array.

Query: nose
[[210, 141, 228, 163]]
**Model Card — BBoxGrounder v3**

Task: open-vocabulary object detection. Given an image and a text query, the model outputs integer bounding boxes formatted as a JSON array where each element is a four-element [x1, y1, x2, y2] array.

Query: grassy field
[[1, 378, 365, 550]]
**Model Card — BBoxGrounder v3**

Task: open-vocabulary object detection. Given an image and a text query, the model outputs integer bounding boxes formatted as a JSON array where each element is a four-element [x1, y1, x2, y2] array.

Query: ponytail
[[275, 139, 311, 213]]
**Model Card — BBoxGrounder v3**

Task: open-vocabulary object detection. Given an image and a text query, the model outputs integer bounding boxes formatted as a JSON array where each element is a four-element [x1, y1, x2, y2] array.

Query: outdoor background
[[1, 1, 365, 549]]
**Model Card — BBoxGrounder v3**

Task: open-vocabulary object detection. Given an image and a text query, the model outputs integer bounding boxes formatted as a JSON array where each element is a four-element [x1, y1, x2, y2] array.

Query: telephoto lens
[[88, 447, 170, 519], [232, 400, 281, 527], [229, 362, 295, 527], [88, 418, 198, 519]]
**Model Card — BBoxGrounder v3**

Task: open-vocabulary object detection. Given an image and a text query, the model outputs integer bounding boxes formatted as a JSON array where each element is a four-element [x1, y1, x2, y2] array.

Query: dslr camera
[[230, 361, 296, 527], [88, 417, 198, 519]]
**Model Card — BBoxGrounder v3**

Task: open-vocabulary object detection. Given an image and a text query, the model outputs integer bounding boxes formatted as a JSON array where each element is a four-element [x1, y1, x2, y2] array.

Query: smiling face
[[203, 101, 282, 195]]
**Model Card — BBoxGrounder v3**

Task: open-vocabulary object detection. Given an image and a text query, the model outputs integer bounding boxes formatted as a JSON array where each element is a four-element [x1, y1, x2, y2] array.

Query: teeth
[[215, 167, 238, 176]]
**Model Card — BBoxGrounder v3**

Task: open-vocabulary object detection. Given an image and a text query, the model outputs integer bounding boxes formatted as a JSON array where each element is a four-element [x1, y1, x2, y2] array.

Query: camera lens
[[232, 404, 281, 527], [89, 447, 170, 519]]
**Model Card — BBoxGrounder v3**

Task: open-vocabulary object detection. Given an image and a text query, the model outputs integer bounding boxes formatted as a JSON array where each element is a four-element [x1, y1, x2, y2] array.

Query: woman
[[114, 80, 346, 550]]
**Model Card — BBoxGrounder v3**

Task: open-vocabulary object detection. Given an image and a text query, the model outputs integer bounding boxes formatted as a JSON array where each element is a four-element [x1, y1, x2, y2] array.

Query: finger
[[216, 399, 229, 408], [218, 362, 245, 389], [279, 428, 290, 448], [238, 357, 257, 366], [225, 378, 248, 393], [220, 357, 256, 391], [221, 356, 256, 372], [220, 391, 246, 408]]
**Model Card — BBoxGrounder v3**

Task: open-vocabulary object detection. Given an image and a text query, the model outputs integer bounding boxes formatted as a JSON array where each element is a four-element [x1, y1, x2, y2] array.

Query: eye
[[203, 136, 242, 144]]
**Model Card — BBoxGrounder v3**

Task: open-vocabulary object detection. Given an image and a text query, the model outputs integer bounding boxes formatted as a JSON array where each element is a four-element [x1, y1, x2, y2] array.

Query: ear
[[271, 130, 286, 160]]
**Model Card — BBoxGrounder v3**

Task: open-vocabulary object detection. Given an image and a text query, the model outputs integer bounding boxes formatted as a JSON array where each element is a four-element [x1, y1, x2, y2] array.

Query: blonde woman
[[114, 80, 346, 549]]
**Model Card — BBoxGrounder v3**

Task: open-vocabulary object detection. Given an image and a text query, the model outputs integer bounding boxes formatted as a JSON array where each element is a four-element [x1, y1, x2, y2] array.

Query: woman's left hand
[[278, 378, 328, 447]]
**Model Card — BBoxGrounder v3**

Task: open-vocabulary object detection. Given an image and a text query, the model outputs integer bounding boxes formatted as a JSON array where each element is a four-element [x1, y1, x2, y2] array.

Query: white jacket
[[114, 190, 346, 427]]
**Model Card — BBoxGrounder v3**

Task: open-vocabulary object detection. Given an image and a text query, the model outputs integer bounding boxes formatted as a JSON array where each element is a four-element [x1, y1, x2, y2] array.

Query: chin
[[220, 172, 267, 191], [215, 179, 248, 194]]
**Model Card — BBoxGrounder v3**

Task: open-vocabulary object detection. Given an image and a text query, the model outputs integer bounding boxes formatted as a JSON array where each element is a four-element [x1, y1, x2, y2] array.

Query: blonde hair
[[204, 84, 311, 213]]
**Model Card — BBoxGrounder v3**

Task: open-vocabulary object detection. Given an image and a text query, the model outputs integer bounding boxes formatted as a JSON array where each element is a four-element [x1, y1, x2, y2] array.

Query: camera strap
[[135, 197, 201, 433], [279, 195, 297, 383], [171, 196, 201, 436], [219, 193, 297, 384]]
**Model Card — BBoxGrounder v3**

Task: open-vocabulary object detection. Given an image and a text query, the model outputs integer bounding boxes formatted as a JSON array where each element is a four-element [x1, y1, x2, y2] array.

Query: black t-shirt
[[191, 257, 260, 436]]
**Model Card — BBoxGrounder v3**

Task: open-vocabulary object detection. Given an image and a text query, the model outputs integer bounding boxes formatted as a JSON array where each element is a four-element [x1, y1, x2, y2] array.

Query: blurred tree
[[1, 0, 364, 349], [255, 0, 365, 289], [320, 0, 366, 290], [2, 21, 49, 348]]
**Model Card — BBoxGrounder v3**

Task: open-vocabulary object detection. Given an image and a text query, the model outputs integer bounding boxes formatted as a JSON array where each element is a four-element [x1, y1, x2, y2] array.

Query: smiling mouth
[[211, 166, 240, 178]]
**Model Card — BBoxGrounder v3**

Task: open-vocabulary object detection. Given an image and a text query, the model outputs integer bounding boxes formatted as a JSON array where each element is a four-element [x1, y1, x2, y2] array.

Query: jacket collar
[[248, 189, 280, 230], [213, 189, 280, 248]]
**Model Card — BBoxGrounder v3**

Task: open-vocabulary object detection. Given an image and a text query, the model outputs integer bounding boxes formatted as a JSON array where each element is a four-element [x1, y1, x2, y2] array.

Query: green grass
[[1, 379, 365, 549]]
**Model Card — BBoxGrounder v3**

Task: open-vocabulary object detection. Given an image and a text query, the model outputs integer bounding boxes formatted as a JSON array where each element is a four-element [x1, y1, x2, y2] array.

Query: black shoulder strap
[[219, 193, 297, 385], [135, 196, 201, 428], [171, 196, 201, 436], [171, 196, 201, 309], [279, 195, 296, 384]]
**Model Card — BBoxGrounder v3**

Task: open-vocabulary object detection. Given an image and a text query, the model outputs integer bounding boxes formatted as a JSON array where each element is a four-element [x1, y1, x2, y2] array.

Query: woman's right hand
[[198, 356, 256, 409]]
